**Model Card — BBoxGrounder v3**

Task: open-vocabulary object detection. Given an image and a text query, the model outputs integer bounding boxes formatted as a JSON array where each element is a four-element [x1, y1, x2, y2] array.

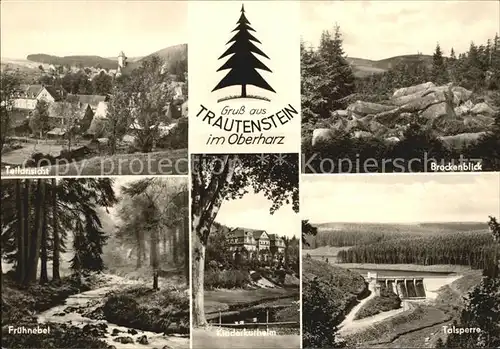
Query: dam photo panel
[[1, 176, 190, 349], [191, 153, 301, 349], [1, 1, 188, 177], [301, 0, 500, 173], [301, 172, 500, 349]]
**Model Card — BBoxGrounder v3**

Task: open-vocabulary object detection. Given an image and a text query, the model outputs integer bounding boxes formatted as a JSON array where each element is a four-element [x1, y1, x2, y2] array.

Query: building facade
[[227, 228, 285, 261]]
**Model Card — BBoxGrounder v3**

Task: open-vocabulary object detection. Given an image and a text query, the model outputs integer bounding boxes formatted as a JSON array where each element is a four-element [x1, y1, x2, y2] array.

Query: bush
[[204, 269, 250, 290], [101, 286, 189, 335]]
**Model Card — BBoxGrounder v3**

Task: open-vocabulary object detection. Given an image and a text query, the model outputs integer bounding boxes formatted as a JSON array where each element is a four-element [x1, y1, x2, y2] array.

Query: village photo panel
[[191, 153, 301, 349], [1, 176, 190, 348], [1, 1, 188, 177], [301, 1, 500, 174], [301, 172, 500, 348]]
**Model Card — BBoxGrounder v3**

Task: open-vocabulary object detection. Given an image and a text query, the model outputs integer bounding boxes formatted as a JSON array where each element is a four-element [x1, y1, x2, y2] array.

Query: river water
[[36, 275, 189, 349]]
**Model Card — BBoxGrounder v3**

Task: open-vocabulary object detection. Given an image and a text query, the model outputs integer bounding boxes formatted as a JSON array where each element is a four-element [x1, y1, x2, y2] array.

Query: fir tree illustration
[[212, 4, 275, 101]]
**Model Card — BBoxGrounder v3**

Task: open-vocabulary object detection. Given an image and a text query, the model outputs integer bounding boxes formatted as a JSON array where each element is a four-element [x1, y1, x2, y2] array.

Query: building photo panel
[[301, 172, 500, 348], [1, 176, 190, 349], [191, 153, 300, 349], [301, 1, 500, 173], [1, 1, 188, 177]]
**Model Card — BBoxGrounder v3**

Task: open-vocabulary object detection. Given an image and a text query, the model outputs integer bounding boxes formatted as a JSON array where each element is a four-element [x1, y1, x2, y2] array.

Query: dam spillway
[[367, 272, 426, 299]]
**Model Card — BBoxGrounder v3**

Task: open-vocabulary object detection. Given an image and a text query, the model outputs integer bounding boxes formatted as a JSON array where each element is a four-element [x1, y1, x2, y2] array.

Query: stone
[[137, 335, 149, 345], [385, 136, 400, 143], [451, 86, 473, 105], [312, 128, 335, 147], [471, 102, 497, 116], [347, 100, 396, 116], [107, 346, 117, 349], [111, 328, 121, 336], [420, 102, 455, 120], [113, 336, 134, 344], [353, 130, 373, 138], [128, 328, 138, 335], [332, 109, 348, 118], [162, 346, 173, 349], [392, 82, 436, 98], [439, 132, 486, 149]]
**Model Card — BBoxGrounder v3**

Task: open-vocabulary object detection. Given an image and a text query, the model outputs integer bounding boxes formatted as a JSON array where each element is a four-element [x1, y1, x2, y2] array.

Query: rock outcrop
[[311, 81, 496, 148]]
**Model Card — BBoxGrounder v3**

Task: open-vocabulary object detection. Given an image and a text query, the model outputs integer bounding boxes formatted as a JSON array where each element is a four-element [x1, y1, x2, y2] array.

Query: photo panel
[[188, 1, 301, 154], [1, 1, 188, 177], [191, 153, 301, 348], [301, 172, 500, 348], [301, 1, 500, 174], [1, 176, 190, 349]]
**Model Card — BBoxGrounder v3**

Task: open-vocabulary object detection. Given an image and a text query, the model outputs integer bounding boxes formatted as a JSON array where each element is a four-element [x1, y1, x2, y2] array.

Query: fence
[[213, 308, 299, 330]]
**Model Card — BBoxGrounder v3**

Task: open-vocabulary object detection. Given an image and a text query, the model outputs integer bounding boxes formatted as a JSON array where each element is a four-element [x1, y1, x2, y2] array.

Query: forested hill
[[26, 54, 117, 69], [26, 44, 187, 70], [347, 54, 434, 78]]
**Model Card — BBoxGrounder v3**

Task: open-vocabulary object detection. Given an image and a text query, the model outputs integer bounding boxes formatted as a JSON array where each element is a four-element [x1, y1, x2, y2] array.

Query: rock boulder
[[471, 102, 497, 116], [312, 128, 335, 147], [392, 82, 436, 98], [347, 100, 395, 116]]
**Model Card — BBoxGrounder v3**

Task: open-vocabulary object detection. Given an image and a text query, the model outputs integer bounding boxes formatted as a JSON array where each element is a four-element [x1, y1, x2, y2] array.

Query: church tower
[[116, 51, 127, 76]]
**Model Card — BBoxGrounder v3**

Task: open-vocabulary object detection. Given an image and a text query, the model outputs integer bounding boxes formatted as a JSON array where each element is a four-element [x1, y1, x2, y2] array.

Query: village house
[[46, 101, 94, 138], [12, 84, 66, 110], [67, 94, 108, 112]]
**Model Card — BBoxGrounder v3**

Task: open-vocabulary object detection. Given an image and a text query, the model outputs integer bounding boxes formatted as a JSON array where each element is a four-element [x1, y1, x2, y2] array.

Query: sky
[[0, 0, 187, 59], [301, 0, 500, 60], [216, 191, 300, 239], [302, 173, 500, 224]]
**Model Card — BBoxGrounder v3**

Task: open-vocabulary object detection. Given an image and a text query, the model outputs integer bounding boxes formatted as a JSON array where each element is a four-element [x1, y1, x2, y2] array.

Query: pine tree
[[432, 43, 447, 84], [212, 4, 275, 100], [301, 40, 327, 124], [317, 25, 356, 112]]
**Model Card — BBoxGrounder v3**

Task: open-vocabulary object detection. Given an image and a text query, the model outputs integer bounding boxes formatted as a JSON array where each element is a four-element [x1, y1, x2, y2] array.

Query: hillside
[[122, 44, 187, 73], [25, 43, 187, 70], [347, 54, 433, 78], [303, 258, 367, 324], [26, 54, 117, 69]]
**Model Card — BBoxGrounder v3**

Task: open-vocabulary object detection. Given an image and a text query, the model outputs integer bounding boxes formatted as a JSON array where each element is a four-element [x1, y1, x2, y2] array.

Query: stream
[[36, 274, 189, 349]]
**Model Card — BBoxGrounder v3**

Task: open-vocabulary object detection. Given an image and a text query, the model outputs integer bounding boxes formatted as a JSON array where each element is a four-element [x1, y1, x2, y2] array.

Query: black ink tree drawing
[[212, 4, 276, 102]]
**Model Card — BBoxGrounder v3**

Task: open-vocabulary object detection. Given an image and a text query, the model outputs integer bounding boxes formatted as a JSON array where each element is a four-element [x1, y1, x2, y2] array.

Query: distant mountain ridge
[[346, 54, 434, 78], [26, 43, 187, 71]]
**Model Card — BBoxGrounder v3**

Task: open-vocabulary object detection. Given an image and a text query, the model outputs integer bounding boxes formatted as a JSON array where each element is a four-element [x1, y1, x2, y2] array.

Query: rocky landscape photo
[[301, 1, 500, 172]]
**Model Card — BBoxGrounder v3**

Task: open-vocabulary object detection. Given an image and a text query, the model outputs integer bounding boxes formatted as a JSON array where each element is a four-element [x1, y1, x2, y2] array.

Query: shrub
[[204, 269, 250, 290]]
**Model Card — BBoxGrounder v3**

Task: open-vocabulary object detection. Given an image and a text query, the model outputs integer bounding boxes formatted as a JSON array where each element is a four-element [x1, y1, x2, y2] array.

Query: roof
[[253, 230, 268, 239], [47, 127, 66, 136], [25, 84, 43, 98], [41, 85, 63, 101], [68, 94, 108, 108], [48, 102, 91, 119], [228, 227, 267, 239], [86, 118, 108, 135], [95, 101, 109, 118]]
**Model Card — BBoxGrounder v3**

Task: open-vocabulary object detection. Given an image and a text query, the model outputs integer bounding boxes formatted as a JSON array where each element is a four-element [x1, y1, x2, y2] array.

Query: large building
[[227, 227, 285, 261]]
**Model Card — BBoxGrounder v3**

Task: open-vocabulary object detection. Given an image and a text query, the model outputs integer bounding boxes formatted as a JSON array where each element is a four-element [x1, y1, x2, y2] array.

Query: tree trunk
[[23, 179, 30, 280], [183, 213, 189, 286], [151, 228, 159, 290], [192, 225, 207, 327], [191, 154, 237, 326], [52, 178, 60, 281], [241, 84, 247, 98], [40, 198, 48, 284], [16, 180, 26, 283], [25, 179, 46, 284], [162, 231, 167, 255], [136, 231, 142, 269], [173, 226, 179, 265]]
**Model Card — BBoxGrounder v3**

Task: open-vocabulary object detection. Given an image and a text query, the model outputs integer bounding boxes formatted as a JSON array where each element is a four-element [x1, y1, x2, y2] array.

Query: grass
[[44, 148, 188, 175], [205, 269, 251, 290], [204, 288, 299, 314], [345, 305, 451, 346]]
